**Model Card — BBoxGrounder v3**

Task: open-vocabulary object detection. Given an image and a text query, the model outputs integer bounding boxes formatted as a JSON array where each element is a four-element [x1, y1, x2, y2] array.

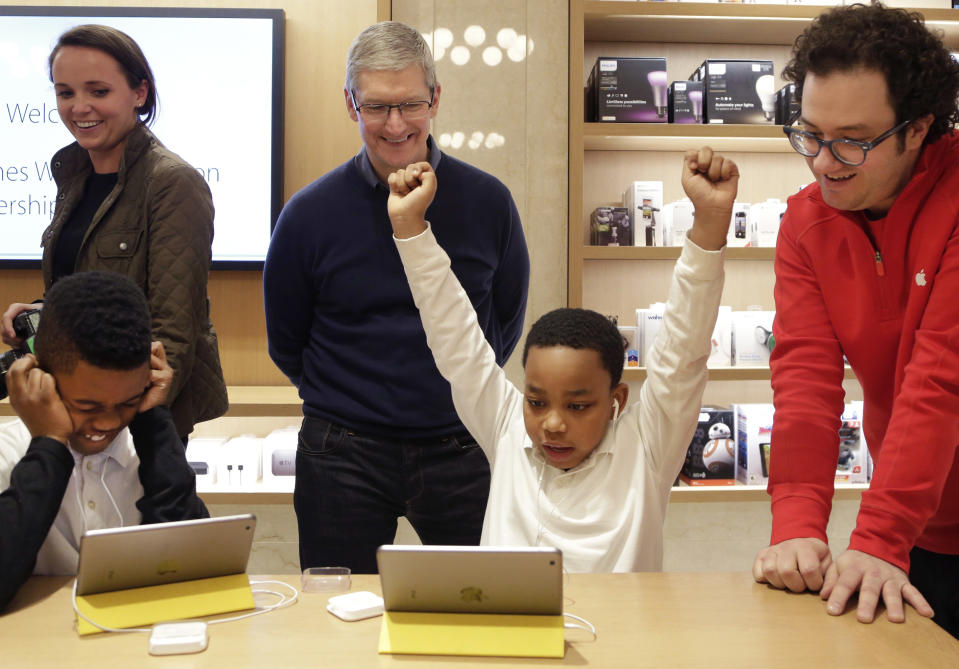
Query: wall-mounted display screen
[[0, 7, 284, 268]]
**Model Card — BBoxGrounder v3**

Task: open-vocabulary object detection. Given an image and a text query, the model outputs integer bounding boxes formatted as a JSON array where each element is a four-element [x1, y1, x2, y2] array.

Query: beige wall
[[392, 0, 569, 384]]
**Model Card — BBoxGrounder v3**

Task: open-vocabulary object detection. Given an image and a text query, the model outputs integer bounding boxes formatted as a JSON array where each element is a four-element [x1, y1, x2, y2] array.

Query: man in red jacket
[[752, 3, 959, 639]]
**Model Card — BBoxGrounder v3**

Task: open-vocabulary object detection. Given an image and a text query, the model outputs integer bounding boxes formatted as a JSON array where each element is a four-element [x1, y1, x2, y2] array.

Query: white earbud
[[612, 398, 620, 421]]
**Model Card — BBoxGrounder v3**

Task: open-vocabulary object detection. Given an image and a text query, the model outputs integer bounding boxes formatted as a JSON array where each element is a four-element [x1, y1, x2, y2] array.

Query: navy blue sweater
[[263, 144, 529, 437]]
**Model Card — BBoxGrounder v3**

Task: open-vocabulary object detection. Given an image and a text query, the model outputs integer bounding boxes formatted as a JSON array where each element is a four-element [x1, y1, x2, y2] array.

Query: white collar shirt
[[0, 419, 143, 575], [395, 227, 724, 573]]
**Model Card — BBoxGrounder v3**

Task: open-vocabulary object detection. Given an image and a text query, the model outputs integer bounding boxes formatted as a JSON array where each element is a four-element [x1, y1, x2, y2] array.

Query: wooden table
[[3, 573, 956, 667]]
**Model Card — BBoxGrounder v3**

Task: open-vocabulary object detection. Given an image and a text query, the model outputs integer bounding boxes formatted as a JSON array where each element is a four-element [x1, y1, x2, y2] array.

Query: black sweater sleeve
[[129, 406, 209, 523], [0, 438, 73, 611]]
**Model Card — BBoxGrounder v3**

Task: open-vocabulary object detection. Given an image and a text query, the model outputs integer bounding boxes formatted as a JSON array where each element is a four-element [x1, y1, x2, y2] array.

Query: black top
[[51, 172, 118, 282]]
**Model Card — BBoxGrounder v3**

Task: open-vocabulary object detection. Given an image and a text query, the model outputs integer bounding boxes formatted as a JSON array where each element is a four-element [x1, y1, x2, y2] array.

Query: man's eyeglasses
[[350, 90, 434, 121], [782, 117, 912, 167]]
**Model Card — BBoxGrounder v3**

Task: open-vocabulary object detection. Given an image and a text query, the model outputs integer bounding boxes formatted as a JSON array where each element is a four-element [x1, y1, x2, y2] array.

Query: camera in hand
[[0, 309, 42, 400]]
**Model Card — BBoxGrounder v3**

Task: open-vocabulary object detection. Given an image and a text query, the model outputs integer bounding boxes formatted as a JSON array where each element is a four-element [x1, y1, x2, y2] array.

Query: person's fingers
[[881, 579, 906, 623], [796, 547, 825, 591], [825, 569, 859, 617], [752, 551, 768, 583], [853, 569, 882, 623], [901, 582, 934, 618], [821, 561, 838, 599], [418, 168, 437, 193], [696, 146, 714, 173], [721, 156, 740, 182], [761, 553, 787, 590], [683, 149, 700, 173]]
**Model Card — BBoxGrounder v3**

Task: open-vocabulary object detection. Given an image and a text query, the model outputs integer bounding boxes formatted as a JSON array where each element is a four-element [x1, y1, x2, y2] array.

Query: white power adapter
[[148, 621, 209, 655], [326, 591, 384, 621]]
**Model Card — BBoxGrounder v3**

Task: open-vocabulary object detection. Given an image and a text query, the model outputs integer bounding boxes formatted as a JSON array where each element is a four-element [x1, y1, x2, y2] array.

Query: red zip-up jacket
[[769, 131, 959, 572]]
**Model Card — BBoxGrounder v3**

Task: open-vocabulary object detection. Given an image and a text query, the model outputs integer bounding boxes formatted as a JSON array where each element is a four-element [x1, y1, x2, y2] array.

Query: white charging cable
[[563, 612, 597, 641]]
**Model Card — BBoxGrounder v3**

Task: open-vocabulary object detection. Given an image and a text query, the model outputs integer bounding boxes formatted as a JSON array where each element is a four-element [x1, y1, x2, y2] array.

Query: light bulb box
[[689, 59, 775, 125], [668, 80, 704, 124], [680, 406, 737, 486], [731, 310, 776, 366], [624, 181, 664, 246], [837, 401, 868, 484], [589, 206, 632, 246], [586, 57, 669, 123], [734, 403, 775, 486]]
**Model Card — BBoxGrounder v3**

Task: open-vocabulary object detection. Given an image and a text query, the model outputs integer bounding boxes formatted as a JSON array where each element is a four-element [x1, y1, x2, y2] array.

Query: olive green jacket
[[41, 124, 228, 435]]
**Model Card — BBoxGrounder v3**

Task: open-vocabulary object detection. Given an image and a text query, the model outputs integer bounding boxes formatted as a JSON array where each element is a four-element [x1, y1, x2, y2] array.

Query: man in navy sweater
[[263, 21, 529, 573]]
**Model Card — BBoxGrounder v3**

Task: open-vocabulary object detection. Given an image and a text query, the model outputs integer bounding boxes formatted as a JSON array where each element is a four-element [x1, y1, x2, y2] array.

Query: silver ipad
[[376, 545, 563, 615], [75, 513, 256, 596]]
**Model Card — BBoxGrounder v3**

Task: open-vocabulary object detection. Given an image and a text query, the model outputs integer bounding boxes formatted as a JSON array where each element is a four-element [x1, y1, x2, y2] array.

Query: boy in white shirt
[[386, 148, 737, 572], [0, 272, 207, 610]]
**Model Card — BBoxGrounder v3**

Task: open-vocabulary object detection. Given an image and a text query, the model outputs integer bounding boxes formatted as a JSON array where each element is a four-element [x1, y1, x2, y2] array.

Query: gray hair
[[345, 21, 437, 95]]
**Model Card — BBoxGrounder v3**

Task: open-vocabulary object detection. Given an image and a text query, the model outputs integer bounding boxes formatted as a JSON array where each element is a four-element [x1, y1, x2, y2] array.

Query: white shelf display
[[188, 428, 297, 494]]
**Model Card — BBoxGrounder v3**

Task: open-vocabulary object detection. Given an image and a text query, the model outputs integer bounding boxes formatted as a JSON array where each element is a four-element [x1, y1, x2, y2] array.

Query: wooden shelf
[[582, 246, 775, 260], [623, 366, 857, 382], [584, 123, 791, 152], [196, 482, 867, 504], [669, 481, 867, 503], [1, 386, 302, 418], [583, 1, 959, 48], [224, 385, 301, 417]]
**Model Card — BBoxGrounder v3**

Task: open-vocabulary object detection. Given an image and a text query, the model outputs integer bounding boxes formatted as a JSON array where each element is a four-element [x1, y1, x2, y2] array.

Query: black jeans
[[910, 545, 959, 640], [293, 415, 491, 574]]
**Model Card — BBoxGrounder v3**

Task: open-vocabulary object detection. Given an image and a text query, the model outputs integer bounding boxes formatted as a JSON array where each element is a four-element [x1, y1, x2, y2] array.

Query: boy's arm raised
[[388, 163, 524, 461], [637, 149, 736, 489]]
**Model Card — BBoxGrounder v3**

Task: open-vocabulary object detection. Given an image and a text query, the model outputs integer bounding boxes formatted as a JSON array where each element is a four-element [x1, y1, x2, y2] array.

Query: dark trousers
[[294, 415, 491, 574], [910, 545, 959, 640]]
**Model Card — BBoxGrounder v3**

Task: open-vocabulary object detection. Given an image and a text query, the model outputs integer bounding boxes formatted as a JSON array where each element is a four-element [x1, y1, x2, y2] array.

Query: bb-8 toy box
[[680, 406, 736, 486]]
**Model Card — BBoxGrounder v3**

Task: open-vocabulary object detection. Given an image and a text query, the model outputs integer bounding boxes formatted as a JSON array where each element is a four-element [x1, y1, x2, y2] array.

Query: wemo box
[[587, 57, 668, 123], [690, 59, 775, 124]]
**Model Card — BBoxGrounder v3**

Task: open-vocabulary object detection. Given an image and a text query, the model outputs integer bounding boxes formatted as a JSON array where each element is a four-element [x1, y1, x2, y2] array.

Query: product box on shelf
[[709, 306, 733, 367], [617, 325, 639, 368], [624, 181, 664, 246], [590, 206, 632, 246], [586, 57, 669, 123], [727, 202, 751, 248], [635, 304, 665, 366], [262, 426, 298, 490], [668, 80, 704, 124], [837, 401, 869, 484], [731, 310, 776, 366], [681, 406, 737, 486], [661, 198, 695, 246], [776, 82, 799, 125], [748, 198, 786, 247], [735, 403, 775, 486], [690, 59, 776, 124], [185, 437, 227, 488], [218, 435, 263, 490]]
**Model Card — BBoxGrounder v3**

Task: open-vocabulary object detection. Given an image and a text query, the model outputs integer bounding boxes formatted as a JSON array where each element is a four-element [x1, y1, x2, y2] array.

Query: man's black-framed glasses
[[782, 117, 913, 167], [350, 90, 434, 121]]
